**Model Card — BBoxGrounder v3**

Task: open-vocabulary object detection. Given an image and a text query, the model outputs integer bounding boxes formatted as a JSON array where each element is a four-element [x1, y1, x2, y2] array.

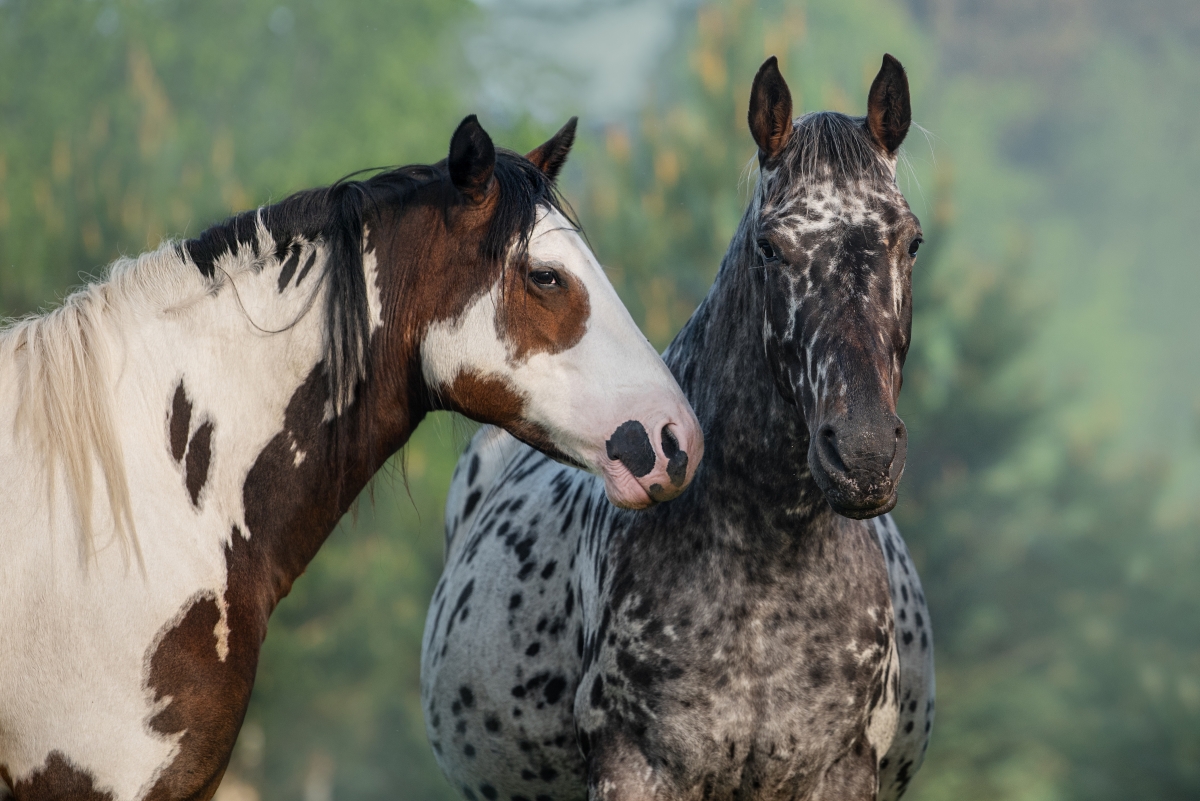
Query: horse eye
[[908, 237, 923, 257], [530, 269, 560, 287], [757, 239, 778, 262]]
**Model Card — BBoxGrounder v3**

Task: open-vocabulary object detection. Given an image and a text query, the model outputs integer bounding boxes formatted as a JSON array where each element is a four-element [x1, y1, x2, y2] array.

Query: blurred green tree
[[0, 0, 472, 317]]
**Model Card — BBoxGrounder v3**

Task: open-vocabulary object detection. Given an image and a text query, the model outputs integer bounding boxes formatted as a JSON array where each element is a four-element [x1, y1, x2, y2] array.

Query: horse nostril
[[817, 424, 847, 474], [662, 425, 689, 488], [661, 427, 679, 459], [895, 426, 904, 440], [606, 420, 656, 478]]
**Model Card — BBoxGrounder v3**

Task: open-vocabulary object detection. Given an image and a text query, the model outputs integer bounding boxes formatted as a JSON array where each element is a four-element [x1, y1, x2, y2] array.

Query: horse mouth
[[825, 489, 898, 520], [598, 459, 656, 510]]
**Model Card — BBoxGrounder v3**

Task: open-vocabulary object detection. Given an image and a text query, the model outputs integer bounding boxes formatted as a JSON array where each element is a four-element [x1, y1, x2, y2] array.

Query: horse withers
[[0, 116, 700, 801], [422, 56, 934, 801]]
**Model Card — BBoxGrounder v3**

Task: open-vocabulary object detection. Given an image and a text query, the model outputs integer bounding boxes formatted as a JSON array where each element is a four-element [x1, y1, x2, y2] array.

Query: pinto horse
[[422, 57, 935, 801], [0, 116, 701, 801]]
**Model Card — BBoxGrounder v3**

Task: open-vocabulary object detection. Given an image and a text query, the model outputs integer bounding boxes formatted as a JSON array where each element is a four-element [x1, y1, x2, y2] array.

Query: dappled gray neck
[[662, 218, 827, 520]]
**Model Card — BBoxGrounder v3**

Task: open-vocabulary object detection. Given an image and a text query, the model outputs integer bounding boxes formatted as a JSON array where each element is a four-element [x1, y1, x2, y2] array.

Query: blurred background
[[2, 0, 1198, 798]]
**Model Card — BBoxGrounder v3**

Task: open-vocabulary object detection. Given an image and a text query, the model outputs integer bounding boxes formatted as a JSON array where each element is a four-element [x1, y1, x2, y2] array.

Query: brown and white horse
[[0, 116, 701, 801]]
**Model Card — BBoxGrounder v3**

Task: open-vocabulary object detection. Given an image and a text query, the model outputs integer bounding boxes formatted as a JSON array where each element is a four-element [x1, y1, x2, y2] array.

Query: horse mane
[[776, 111, 895, 187], [1, 146, 567, 567]]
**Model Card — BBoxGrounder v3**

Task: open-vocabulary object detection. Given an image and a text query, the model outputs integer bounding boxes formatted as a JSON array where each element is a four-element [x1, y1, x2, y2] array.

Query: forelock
[[761, 112, 895, 206]]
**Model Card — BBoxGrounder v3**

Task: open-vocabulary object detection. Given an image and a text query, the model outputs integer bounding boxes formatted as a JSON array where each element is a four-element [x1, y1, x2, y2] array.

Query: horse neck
[[199, 232, 426, 598], [139, 234, 419, 597], [663, 219, 831, 526]]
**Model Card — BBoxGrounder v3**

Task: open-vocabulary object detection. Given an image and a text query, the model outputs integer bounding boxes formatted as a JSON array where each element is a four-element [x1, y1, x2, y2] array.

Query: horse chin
[[826, 491, 898, 520], [809, 459, 900, 520], [598, 461, 656, 510]]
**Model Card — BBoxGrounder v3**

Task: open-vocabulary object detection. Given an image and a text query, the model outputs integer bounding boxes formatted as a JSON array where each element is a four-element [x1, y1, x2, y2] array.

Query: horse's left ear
[[526, 117, 578, 183], [866, 54, 911, 155], [449, 114, 497, 203]]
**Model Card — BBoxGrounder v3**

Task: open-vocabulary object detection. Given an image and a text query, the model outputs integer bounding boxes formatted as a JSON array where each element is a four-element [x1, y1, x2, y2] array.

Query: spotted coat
[[421, 56, 934, 801]]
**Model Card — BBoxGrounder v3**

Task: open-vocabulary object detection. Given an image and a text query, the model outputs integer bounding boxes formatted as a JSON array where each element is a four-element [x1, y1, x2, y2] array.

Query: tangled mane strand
[[776, 111, 895, 189]]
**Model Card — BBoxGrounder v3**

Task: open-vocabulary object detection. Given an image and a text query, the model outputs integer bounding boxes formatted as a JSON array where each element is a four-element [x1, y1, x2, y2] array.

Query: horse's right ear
[[526, 117, 577, 184], [449, 115, 496, 204], [748, 56, 793, 164]]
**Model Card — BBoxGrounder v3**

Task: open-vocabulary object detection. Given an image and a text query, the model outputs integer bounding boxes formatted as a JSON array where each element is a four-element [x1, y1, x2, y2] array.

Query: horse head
[[387, 117, 703, 509], [747, 55, 920, 519]]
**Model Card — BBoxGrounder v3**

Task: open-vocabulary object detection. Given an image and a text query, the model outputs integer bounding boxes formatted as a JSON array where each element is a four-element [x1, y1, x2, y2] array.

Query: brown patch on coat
[[5, 752, 113, 801], [497, 260, 590, 364], [184, 421, 214, 507], [169, 382, 192, 463], [142, 367, 361, 801], [142, 593, 245, 801]]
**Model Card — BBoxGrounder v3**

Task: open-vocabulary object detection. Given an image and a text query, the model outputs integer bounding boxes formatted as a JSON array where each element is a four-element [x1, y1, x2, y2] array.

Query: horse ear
[[866, 54, 911, 155], [526, 117, 577, 183], [748, 56, 793, 164], [449, 114, 496, 203]]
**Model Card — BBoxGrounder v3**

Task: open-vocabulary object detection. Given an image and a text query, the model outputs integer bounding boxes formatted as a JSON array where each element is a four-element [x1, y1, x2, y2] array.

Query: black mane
[[181, 148, 569, 425], [774, 111, 894, 188]]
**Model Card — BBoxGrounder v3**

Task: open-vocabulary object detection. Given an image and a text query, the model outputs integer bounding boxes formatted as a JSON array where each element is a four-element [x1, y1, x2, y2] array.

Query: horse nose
[[604, 419, 692, 485], [603, 416, 700, 508], [811, 415, 907, 517], [816, 417, 906, 474]]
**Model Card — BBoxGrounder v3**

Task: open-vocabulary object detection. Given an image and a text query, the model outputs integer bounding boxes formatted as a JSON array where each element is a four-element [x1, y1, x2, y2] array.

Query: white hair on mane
[[2, 241, 212, 569]]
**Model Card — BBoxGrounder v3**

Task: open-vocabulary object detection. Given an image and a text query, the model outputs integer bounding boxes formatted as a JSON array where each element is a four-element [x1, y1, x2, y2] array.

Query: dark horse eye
[[757, 239, 778, 263], [530, 269, 561, 287], [908, 237, 923, 257]]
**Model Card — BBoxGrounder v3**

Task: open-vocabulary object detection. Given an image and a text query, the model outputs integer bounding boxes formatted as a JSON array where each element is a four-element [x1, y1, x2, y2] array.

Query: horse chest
[[577, 516, 899, 798]]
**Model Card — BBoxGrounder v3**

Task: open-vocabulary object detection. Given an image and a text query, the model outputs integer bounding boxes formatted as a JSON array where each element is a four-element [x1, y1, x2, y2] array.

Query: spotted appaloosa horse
[[0, 116, 702, 801], [421, 56, 935, 801]]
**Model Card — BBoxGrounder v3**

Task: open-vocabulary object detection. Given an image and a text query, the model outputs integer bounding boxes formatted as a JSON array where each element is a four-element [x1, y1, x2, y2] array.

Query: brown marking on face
[[168, 382, 192, 463], [443, 370, 580, 467], [3, 752, 113, 801], [184, 421, 214, 507], [496, 259, 590, 364]]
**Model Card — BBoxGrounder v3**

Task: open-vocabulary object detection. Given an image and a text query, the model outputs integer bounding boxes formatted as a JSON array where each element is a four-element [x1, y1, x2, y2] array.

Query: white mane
[[1, 237, 235, 568]]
